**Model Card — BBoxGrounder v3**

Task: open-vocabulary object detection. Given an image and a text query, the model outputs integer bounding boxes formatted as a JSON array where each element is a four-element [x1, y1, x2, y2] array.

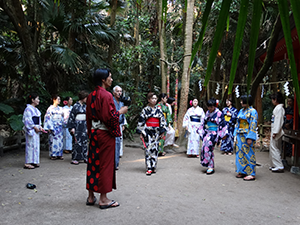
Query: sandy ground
[[1, 136, 300, 225]]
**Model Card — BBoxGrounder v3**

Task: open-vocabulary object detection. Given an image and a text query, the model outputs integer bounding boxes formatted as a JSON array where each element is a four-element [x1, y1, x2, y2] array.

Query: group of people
[[23, 91, 90, 169], [22, 67, 293, 209]]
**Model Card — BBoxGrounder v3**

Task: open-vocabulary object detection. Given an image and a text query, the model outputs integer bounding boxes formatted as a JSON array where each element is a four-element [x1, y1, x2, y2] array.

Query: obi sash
[[32, 116, 39, 125], [207, 121, 217, 131], [224, 115, 231, 122], [163, 113, 167, 119], [239, 119, 249, 129], [91, 120, 107, 130], [190, 116, 201, 123], [286, 114, 293, 120], [146, 118, 160, 127], [75, 114, 86, 121]]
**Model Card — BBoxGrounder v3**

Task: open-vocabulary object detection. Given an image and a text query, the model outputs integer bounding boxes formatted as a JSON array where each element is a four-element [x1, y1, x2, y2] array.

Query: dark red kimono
[[86, 86, 121, 193]]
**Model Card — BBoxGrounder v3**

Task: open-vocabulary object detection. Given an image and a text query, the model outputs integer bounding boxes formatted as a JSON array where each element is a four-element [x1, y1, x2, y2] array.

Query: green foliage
[[8, 114, 23, 132], [0, 103, 14, 115]]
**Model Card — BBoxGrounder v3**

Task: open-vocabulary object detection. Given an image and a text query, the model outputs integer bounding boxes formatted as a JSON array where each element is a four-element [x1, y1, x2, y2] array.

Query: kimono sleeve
[[22, 107, 36, 136], [217, 110, 228, 139], [229, 107, 238, 126], [100, 94, 121, 137], [182, 109, 190, 128], [67, 105, 76, 129], [246, 109, 258, 140], [43, 106, 54, 131], [136, 108, 147, 136]]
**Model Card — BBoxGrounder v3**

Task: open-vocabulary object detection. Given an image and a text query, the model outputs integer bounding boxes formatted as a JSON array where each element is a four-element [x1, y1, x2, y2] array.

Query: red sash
[[146, 118, 160, 127], [286, 114, 293, 120]]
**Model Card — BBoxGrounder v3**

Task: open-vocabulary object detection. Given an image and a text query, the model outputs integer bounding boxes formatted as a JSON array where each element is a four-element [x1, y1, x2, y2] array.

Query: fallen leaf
[[28, 197, 32, 200]]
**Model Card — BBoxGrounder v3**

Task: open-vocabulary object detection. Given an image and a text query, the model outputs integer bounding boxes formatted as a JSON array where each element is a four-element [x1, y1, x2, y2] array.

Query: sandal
[[24, 164, 35, 169], [71, 160, 79, 165], [31, 164, 40, 168], [206, 168, 215, 175], [236, 173, 246, 178], [50, 156, 57, 160], [243, 175, 256, 181], [146, 170, 152, 176], [57, 156, 64, 160]]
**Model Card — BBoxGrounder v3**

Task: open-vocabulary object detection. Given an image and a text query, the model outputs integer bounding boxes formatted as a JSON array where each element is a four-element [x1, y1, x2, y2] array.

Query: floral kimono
[[183, 106, 205, 156], [197, 108, 227, 168], [63, 105, 73, 151], [44, 105, 64, 157], [234, 106, 258, 176], [220, 106, 238, 153], [136, 106, 167, 171], [67, 102, 88, 161]]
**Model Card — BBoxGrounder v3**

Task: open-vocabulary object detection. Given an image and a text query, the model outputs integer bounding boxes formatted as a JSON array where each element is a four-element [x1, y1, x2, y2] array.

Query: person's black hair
[[64, 96, 71, 101], [240, 95, 253, 106], [167, 97, 175, 104], [287, 95, 294, 102], [271, 92, 284, 104], [78, 90, 89, 100], [159, 93, 168, 101], [147, 92, 156, 100], [93, 68, 111, 86], [207, 98, 216, 107], [27, 93, 39, 104], [52, 94, 59, 103]]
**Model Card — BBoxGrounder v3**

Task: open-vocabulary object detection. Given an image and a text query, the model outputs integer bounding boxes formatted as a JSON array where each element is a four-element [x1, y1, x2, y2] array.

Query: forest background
[[0, 0, 298, 140]]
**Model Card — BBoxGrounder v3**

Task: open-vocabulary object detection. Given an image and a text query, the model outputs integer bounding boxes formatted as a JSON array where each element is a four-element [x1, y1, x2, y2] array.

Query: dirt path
[[1, 136, 300, 225]]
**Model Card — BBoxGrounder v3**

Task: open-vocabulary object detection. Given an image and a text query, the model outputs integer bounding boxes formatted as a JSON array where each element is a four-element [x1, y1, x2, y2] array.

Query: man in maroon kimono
[[85, 68, 128, 209]]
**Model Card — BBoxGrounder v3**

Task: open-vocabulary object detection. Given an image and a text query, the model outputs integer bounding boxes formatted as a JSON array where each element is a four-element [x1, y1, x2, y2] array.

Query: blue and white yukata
[[67, 102, 88, 161], [63, 105, 73, 151], [44, 105, 64, 157], [220, 106, 238, 153], [234, 106, 258, 176], [183, 106, 205, 156], [197, 108, 227, 168], [23, 104, 42, 164], [113, 97, 125, 169]]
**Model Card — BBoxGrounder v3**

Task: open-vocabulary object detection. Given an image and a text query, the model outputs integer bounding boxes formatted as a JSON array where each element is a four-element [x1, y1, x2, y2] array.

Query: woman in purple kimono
[[197, 98, 227, 175], [22, 93, 46, 169]]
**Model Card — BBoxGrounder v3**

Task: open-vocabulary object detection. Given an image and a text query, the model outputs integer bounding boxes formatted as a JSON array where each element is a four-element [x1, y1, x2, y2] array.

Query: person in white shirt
[[269, 92, 285, 173]]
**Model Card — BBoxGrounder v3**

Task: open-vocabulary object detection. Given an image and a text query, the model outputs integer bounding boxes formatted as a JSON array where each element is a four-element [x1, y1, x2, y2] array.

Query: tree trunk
[[177, 0, 195, 138], [0, 0, 43, 83], [157, 0, 167, 93], [251, 14, 282, 99]]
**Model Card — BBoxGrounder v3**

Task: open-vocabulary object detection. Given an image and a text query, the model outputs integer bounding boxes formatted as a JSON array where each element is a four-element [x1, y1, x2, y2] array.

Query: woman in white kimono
[[183, 98, 205, 157], [44, 95, 65, 160], [63, 97, 73, 154], [23, 93, 46, 169]]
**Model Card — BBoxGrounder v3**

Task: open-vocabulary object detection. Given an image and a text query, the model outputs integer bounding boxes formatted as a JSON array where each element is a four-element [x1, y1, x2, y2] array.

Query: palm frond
[[50, 45, 83, 73]]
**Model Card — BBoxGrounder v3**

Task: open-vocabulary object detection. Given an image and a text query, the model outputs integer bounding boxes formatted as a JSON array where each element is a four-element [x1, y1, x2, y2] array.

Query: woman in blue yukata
[[234, 95, 258, 181], [63, 96, 73, 154], [22, 93, 46, 169], [220, 98, 238, 155], [197, 98, 227, 175], [44, 95, 65, 160]]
